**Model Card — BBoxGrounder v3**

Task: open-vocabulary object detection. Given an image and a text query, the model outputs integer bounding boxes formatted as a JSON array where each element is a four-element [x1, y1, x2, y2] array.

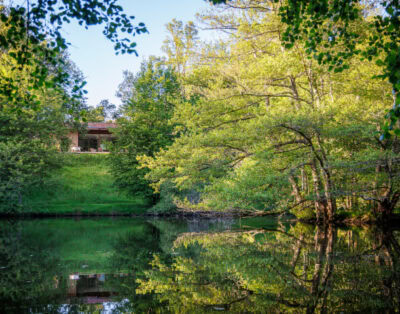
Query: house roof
[[87, 122, 117, 130]]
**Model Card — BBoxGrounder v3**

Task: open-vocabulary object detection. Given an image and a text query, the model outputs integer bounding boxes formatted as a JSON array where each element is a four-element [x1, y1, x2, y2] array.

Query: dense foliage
[[84, 99, 119, 122], [109, 58, 182, 202], [0, 0, 147, 113], [209, 0, 400, 137], [2, 0, 399, 221], [276, 0, 400, 138], [132, 0, 400, 221], [0, 13, 86, 212]]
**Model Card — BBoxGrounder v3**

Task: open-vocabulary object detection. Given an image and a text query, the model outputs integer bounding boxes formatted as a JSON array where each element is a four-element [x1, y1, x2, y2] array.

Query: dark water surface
[[0, 217, 399, 313]]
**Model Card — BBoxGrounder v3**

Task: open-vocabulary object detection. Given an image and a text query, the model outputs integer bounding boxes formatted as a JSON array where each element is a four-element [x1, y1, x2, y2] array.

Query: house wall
[[68, 131, 79, 149]]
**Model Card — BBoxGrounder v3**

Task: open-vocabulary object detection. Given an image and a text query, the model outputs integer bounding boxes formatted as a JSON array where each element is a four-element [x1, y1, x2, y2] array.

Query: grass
[[24, 154, 150, 215]]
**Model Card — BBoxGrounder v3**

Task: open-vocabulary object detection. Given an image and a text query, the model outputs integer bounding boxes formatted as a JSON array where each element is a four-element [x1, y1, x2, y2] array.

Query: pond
[[0, 217, 399, 313]]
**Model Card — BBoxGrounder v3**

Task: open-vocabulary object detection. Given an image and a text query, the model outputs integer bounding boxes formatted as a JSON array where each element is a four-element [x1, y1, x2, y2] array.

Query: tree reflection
[[137, 223, 400, 313], [1, 218, 399, 312], [0, 220, 166, 313], [370, 227, 400, 309], [110, 222, 162, 273], [103, 222, 167, 312], [0, 221, 66, 312]]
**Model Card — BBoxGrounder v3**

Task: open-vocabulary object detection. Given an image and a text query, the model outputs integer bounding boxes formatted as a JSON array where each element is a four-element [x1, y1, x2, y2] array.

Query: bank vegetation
[[110, 0, 400, 223]]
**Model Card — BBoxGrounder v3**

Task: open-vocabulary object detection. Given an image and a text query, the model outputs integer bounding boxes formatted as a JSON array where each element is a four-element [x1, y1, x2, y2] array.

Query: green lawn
[[24, 154, 150, 215]]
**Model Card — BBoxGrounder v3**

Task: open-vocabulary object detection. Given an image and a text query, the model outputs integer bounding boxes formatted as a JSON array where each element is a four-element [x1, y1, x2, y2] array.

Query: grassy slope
[[24, 154, 150, 215]]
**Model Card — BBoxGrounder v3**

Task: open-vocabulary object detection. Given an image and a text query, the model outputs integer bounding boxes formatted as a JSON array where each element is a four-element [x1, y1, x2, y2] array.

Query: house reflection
[[64, 273, 129, 304]]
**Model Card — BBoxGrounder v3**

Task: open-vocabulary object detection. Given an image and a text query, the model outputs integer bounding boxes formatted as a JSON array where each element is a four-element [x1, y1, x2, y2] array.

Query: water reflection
[[137, 223, 400, 313], [0, 218, 399, 313]]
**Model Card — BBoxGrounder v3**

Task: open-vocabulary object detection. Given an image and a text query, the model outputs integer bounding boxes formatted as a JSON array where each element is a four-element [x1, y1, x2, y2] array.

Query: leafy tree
[[109, 57, 181, 201], [0, 0, 224, 114], [269, 0, 400, 138], [0, 20, 87, 212], [210, 0, 400, 136], [116, 70, 136, 107], [140, 0, 399, 221], [0, 0, 147, 112], [162, 19, 199, 75], [85, 99, 118, 122]]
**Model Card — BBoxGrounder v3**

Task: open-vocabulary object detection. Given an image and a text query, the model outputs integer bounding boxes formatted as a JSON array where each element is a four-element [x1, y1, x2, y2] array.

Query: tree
[[0, 21, 87, 212], [140, 0, 399, 221], [137, 223, 400, 312], [109, 57, 181, 201], [271, 0, 400, 138], [210, 0, 400, 137], [0, 0, 147, 111], [85, 99, 118, 122], [162, 19, 199, 75], [116, 70, 136, 107], [0, 0, 224, 114]]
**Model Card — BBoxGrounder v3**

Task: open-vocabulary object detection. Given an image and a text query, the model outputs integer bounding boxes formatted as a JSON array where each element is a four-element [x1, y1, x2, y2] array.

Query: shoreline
[[2, 210, 399, 227], [0, 210, 282, 219]]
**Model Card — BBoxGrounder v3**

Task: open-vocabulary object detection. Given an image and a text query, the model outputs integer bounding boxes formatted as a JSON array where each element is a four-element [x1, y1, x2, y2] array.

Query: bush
[[149, 181, 179, 214], [60, 137, 71, 152], [0, 141, 60, 213], [108, 149, 155, 200]]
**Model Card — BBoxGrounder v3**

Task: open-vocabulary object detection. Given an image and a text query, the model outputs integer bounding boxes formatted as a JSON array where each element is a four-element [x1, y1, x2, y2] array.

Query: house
[[68, 122, 117, 152]]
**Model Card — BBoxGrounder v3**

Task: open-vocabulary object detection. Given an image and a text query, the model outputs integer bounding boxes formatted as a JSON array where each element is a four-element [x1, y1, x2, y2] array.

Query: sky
[[61, 0, 212, 108]]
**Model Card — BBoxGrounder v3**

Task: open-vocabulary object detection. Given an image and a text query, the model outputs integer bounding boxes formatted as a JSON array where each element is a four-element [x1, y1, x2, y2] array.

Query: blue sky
[[62, 0, 211, 107]]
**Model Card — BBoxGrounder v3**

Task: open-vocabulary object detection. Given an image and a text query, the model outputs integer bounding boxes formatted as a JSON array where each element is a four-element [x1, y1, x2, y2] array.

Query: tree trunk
[[301, 167, 308, 194], [289, 174, 302, 204], [320, 168, 336, 222], [310, 160, 326, 223], [377, 191, 400, 222], [290, 234, 304, 271]]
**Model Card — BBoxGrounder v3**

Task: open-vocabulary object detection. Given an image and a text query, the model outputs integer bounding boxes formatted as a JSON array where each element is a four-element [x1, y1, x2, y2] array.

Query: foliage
[[209, 0, 400, 137], [162, 19, 199, 75], [116, 70, 136, 106], [0, 69, 61, 212], [0, 17, 89, 212], [0, 0, 147, 113], [149, 181, 181, 213], [109, 57, 181, 201], [84, 99, 119, 122], [273, 0, 400, 138], [0, 140, 59, 212], [139, 0, 400, 220]]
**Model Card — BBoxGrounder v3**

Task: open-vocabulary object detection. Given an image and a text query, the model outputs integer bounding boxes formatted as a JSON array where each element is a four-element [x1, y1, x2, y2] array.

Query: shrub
[[0, 141, 60, 213]]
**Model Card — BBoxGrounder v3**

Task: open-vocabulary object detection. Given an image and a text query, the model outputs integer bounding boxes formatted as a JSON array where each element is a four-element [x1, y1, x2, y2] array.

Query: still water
[[0, 217, 399, 313]]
